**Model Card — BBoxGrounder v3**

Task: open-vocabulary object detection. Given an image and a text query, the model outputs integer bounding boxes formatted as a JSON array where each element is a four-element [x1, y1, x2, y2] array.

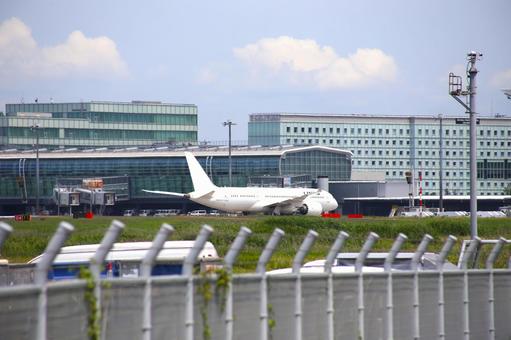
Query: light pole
[[223, 120, 236, 186], [31, 124, 40, 215], [438, 114, 444, 212], [449, 51, 482, 239]]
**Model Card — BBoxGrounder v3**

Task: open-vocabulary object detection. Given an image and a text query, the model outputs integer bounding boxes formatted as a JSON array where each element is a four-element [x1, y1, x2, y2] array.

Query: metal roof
[[0, 145, 352, 160]]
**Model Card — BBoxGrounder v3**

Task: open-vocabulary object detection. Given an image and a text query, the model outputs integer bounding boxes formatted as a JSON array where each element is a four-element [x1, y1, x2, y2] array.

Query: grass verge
[[2, 215, 511, 272]]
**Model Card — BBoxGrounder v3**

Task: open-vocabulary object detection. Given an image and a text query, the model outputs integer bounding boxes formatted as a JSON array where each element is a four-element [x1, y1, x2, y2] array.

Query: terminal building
[[0, 101, 198, 149], [0, 145, 352, 215], [249, 113, 511, 197]]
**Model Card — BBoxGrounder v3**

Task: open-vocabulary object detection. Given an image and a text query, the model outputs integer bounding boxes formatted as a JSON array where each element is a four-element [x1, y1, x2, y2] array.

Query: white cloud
[[0, 17, 127, 81], [196, 67, 217, 84], [491, 68, 511, 88], [233, 36, 397, 90]]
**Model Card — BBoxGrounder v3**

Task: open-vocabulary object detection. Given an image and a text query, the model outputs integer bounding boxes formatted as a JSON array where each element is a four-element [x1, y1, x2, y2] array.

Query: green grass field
[[2, 215, 511, 272]]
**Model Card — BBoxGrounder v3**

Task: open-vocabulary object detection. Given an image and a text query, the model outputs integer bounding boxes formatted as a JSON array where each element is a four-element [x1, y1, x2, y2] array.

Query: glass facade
[[0, 101, 198, 149], [0, 147, 351, 203], [248, 113, 511, 196]]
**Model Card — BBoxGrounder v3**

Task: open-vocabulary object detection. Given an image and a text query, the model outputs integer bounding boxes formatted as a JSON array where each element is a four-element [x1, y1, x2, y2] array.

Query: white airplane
[[143, 152, 338, 216]]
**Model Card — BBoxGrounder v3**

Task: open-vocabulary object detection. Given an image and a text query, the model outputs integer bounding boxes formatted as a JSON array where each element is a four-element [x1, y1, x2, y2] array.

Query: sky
[[0, 0, 510, 142]]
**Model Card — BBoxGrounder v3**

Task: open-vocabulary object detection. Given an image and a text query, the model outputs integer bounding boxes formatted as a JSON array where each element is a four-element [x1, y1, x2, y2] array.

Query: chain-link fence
[[1, 220, 511, 340]]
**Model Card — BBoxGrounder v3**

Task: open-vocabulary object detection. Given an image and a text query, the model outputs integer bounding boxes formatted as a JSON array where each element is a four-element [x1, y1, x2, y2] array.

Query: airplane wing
[[253, 193, 312, 209], [189, 190, 215, 199], [142, 189, 189, 198]]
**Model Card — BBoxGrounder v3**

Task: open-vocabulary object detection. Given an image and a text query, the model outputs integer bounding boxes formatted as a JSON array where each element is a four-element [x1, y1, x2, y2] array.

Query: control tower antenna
[[449, 51, 483, 239]]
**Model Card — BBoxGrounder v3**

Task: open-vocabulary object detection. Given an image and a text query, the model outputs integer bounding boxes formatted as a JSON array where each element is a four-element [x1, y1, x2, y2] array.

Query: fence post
[[384, 233, 407, 340], [90, 219, 125, 338], [436, 235, 457, 340], [256, 228, 285, 340], [0, 222, 13, 253], [224, 226, 252, 340], [292, 230, 318, 340], [355, 232, 379, 340], [183, 225, 214, 340], [325, 231, 349, 340], [459, 237, 480, 340], [486, 237, 506, 340], [141, 223, 174, 340], [411, 234, 433, 340], [35, 221, 75, 340]]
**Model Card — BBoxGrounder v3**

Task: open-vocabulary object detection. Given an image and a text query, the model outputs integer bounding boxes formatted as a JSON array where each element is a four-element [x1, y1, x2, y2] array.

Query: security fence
[[0, 221, 511, 340]]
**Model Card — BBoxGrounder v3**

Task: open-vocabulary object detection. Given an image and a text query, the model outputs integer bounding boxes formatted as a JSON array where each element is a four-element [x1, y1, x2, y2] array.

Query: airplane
[[142, 152, 338, 216]]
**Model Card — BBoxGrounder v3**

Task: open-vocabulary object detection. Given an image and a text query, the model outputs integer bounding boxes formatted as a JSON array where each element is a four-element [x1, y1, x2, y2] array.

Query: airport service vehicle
[[188, 209, 207, 216], [154, 209, 179, 216], [138, 209, 152, 216], [143, 152, 338, 216], [208, 210, 221, 216], [302, 252, 458, 271], [28, 241, 220, 280], [267, 265, 384, 275], [268, 252, 457, 275], [123, 210, 136, 216]]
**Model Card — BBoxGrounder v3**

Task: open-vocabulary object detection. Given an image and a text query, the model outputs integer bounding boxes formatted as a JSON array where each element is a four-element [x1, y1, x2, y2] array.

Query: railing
[[1, 220, 510, 340]]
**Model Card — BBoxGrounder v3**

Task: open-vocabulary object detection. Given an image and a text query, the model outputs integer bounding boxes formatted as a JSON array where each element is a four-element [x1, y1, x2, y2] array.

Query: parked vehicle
[[154, 209, 169, 216], [138, 209, 152, 216], [123, 210, 136, 217], [208, 210, 221, 216], [188, 210, 207, 216], [268, 252, 458, 275], [28, 241, 220, 280]]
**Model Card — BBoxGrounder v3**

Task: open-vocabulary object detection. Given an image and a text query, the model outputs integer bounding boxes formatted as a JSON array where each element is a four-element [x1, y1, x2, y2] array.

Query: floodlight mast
[[223, 120, 236, 186], [449, 51, 482, 239]]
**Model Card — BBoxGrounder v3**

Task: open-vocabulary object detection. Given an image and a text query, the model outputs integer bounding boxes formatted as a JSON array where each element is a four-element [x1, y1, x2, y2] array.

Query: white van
[[188, 210, 207, 216], [123, 210, 136, 216]]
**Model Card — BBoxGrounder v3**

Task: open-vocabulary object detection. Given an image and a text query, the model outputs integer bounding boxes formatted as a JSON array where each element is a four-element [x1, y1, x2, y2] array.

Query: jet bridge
[[53, 176, 128, 215]]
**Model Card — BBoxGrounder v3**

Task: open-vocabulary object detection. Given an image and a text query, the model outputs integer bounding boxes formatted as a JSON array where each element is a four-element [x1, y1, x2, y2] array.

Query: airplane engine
[[297, 201, 323, 216]]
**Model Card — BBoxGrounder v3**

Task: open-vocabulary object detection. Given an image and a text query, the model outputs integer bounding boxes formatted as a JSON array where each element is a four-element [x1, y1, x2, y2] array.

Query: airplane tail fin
[[185, 152, 217, 192]]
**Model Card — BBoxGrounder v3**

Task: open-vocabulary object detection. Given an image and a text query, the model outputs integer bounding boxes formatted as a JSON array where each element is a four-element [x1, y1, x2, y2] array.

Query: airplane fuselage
[[143, 152, 339, 216], [191, 186, 338, 214]]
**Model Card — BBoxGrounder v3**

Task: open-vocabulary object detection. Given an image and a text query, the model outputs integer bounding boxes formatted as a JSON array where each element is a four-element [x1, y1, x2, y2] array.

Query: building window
[[286, 127, 290, 132]]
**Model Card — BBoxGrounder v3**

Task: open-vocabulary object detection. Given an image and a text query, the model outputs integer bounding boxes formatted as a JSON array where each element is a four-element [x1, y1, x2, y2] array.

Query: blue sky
[[1, 0, 510, 141]]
